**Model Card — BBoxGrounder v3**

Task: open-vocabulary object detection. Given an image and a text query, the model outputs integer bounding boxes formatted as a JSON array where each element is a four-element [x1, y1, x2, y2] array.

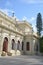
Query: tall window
[[22, 41, 24, 50], [12, 39, 15, 50], [17, 40, 20, 50], [26, 42, 30, 51]]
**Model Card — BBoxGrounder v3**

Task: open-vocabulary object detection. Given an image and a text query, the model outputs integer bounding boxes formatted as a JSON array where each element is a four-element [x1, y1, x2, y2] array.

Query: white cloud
[[0, 9, 9, 15], [2, 1, 15, 16], [32, 25, 37, 32], [22, 16, 28, 21], [29, 17, 37, 32], [0, 8, 15, 16], [0, 8, 37, 33], [22, 16, 37, 32], [20, 0, 43, 4], [29, 17, 36, 22]]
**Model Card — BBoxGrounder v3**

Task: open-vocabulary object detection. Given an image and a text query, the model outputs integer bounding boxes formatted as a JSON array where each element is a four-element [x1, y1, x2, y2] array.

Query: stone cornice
[[0, 11, 15, 25], [17, 22, 32, 29], [0, 24, 24, 36]]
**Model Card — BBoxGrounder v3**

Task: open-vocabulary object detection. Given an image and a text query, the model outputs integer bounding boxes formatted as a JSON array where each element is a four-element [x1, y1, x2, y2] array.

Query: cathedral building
[[0, 11, 39, 56]]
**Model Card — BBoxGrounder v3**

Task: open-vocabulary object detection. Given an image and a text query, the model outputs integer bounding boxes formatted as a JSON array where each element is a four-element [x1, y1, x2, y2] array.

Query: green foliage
[[36, 13, 42, 36], [40, 37, 43, 53]]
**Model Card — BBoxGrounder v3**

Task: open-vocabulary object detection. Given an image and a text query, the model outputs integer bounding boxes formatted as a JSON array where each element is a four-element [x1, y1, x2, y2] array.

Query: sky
[[0, 0, 43, 33]]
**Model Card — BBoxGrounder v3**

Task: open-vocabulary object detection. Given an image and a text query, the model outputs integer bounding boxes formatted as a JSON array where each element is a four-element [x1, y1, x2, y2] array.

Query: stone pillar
[[23, 36, 26, 54], [1, 31, 9, 52], [20, 36, 23, 51], [0, 33, 1, 52], [8, 34, 11, 52], [0, 31, 4, 52], [15, 35, 18, 51], [32, 39, 35, 54], [30, 35, 34, 55], [0, 32, 3, 52]]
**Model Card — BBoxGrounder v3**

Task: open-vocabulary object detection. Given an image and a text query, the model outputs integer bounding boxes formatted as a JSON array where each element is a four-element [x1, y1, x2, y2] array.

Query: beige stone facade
[[0, 11, 39, 56]]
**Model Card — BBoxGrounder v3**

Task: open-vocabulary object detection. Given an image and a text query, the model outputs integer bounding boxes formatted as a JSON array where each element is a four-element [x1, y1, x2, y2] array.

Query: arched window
[[17, 40, 20, 50], [26, 42, 30, 51], [22, 41, 24, 50], [12, 39, 15, 50]]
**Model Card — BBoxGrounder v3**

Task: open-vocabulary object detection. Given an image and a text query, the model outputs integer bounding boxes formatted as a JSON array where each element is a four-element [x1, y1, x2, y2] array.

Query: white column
[[20, 36, 23, 51], [15, 35, 18, 51], [0, 32, 3, 52], [0, 32, 4, 52], [0, 33, 1, 51], [8, 34, 11, 52]]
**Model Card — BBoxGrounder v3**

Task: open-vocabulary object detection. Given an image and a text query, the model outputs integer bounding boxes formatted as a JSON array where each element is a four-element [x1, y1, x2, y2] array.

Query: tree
[[40, 36, 43, 53], [36, 13, 42, 36]]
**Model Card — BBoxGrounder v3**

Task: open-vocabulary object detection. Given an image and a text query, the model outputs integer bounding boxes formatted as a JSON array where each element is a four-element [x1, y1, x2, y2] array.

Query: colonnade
[[0, 28, 24, 53]]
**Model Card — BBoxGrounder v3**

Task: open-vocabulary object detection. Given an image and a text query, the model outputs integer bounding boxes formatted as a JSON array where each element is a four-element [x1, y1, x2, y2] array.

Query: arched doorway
[[17, 40, 20, 50], [11, 39, 15, 50], [2, 37, 8, 52]]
